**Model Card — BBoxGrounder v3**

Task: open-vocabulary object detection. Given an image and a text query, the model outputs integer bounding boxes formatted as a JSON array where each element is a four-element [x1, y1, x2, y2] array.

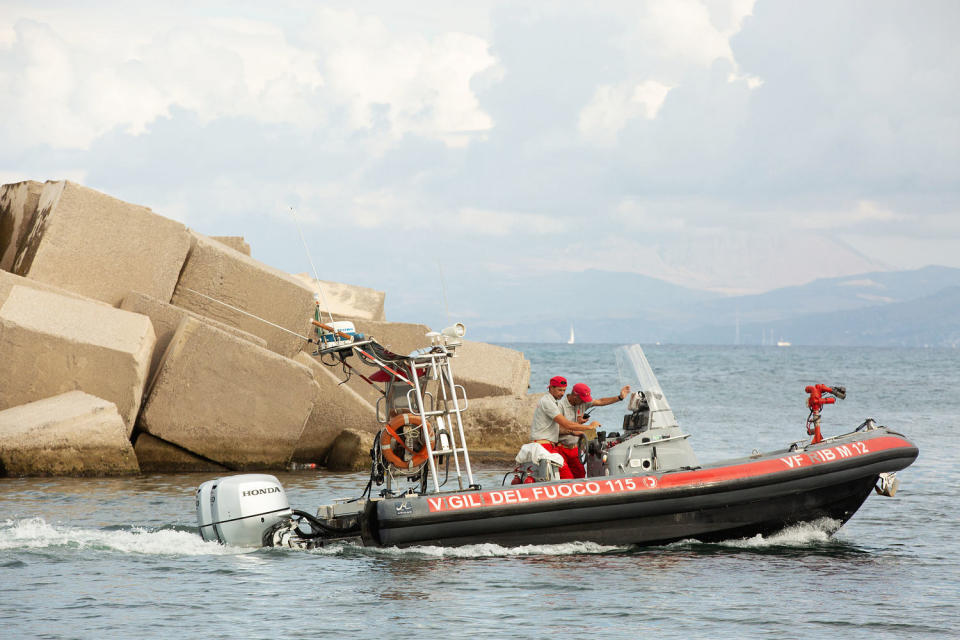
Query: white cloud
[[0, 5, 495, 151], [2, 0, 958, 295], [619, 0, 756, 70], [641, 0, 740, 67], [578, 0, 758, 146], [578, 80, 673, 146], [0, 13, 324, 149], [309, 9, 496, 148]]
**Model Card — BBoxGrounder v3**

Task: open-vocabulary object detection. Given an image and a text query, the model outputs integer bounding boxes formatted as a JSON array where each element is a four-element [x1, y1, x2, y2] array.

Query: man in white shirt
[[529, 376, 601, 479]]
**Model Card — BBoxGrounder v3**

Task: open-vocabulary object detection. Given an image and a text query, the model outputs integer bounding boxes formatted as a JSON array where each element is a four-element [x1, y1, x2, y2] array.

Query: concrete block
[[453, 340, 531, 398], [0, 180, 43, 271], [133, 432, 229, 473], [324, 428, 375, 472], [347, 320, 531, 399], [458, 393, 541, 462], [12, 181, 191, 305], [292, 273, 386, 321], [0, 269, 111, 306], [210, 236, 250, 255], [171, 232, 315, 357], [0, 391, 140, 477], [121, 291, 267, 385], [138, 317, 317, 470], [0, 285, 155, 434], [291, 351, 378, 463]]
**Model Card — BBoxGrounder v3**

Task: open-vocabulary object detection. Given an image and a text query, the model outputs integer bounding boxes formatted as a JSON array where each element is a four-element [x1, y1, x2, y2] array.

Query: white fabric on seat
[[515, 442, 564, 466]]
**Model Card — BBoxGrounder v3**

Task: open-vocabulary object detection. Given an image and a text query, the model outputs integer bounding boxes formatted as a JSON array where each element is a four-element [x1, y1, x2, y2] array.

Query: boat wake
[[0, 518, 246, 556], [1, 516, 849, 559], [1, 518, 626, 559], [305, 539, 629, 558], [301, 520, 846, 558], [304, 519, 846, 557]]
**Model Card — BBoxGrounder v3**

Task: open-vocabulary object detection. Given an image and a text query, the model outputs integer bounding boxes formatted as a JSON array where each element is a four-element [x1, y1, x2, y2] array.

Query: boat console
[[596, 345, 699, 474]]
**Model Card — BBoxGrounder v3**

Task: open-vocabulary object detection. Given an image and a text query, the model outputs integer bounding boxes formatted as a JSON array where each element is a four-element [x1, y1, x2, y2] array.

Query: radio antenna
[[290, 205, 335, 325]]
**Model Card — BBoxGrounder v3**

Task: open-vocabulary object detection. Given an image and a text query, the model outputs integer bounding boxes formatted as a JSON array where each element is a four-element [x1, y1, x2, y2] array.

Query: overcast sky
[[2, 0, 958, 307]]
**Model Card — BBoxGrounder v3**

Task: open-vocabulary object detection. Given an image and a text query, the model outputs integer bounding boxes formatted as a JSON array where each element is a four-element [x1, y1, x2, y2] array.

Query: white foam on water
[[686, 518, 844, 549], [0, 517, 245, 556], [311, 539, 627, 558], [1, 515, 843, 559]]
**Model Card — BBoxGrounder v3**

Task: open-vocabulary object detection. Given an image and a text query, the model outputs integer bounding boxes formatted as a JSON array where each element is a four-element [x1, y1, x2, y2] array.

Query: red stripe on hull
[[425, 435, 913, 514], [660, 435, 910, 488]]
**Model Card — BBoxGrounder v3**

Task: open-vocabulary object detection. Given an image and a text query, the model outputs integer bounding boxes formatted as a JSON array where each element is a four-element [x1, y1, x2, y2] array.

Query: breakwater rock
[[0, 179, 532, 476]]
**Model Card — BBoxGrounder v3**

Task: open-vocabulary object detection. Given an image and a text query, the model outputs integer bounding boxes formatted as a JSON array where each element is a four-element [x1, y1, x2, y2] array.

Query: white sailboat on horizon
[[567, 323, 575, 344]]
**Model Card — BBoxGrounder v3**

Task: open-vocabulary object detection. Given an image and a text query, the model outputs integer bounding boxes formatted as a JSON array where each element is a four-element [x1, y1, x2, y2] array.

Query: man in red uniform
[[529, 376, 599, 479]]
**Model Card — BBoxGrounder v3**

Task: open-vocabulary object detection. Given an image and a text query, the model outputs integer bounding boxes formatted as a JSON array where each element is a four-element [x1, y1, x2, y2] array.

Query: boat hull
[[367, 430, 918, 548]]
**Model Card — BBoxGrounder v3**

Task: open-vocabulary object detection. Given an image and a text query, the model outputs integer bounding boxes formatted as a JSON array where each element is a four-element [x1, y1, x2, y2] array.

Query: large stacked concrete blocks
[[172, 233, 316, 358], [0, 285, 155, 435], [293, 273, 386, 321], [0, 391, 139, 476], [11, 181, 192, 306], [120, 291, 268, 385], [291, 351, 379, 463], [138, 317, 317, 470], [0, 180, 44, 271], [0, 179, 535, 476]]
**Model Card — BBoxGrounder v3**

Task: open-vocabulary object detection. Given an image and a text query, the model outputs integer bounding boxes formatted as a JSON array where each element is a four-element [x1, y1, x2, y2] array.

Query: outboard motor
[[196, 474, 293, 547]]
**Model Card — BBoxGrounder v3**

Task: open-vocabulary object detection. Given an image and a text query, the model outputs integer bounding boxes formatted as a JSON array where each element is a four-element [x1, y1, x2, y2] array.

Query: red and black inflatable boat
[[196, 340, 918, 550]]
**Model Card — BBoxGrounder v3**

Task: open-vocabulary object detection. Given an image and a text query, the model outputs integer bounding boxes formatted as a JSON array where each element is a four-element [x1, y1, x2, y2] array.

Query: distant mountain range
[[385, 265, 960, 347]]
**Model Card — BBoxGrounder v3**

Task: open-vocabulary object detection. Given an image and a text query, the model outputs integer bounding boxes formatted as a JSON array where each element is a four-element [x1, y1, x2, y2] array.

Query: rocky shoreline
[[0, 180, 537, 477]]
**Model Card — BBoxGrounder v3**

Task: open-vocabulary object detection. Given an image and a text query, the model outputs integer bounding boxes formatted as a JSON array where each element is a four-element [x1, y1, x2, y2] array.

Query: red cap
[[572, 383, 592, 403], [549, 376, 567, 388]]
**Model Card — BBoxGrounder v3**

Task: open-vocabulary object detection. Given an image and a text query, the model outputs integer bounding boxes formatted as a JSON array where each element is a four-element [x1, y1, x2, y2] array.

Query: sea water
[[1, 345, 957, 639]]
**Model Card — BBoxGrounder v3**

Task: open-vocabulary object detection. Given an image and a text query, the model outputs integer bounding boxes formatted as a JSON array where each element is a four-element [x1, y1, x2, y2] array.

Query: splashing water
[[658, 517, 845, 552], [719, 518, 843, 548], [0, 517, 245, 556], [1, 514, 846, 560]]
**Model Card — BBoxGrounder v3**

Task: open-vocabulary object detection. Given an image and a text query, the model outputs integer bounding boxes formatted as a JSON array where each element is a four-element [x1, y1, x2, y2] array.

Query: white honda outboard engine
[[196, 474, 293, 547]]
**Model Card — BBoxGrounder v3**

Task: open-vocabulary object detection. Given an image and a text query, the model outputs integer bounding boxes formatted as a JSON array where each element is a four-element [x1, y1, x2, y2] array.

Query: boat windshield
[[615, 344, 678, 429], [616, 345, 663, 395]]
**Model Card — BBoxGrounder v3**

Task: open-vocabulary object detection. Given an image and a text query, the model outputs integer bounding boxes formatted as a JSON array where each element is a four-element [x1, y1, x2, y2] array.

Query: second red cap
[[572, 383, 592, 403]]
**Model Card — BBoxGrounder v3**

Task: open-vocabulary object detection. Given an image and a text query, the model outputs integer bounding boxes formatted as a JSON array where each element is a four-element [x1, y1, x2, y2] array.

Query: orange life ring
[[380, 414, 433, 469]]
